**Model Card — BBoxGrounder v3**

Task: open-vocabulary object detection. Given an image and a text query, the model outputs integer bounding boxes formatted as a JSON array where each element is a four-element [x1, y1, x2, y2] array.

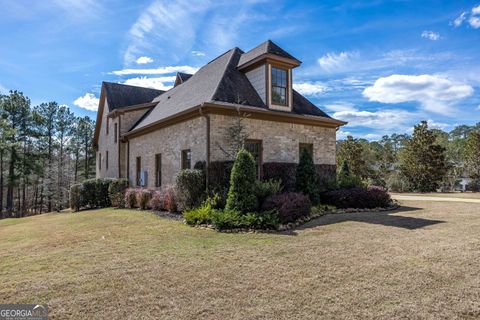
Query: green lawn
[[1, 202, 479, 319]]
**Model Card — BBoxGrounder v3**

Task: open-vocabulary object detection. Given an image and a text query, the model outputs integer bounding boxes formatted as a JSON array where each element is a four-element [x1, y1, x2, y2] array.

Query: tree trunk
[[0, 149, 4, 219], [6, 146, 15, 217]]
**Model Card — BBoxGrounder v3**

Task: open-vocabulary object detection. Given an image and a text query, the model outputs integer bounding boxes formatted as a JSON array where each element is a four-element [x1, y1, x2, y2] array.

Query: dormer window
[[271, 67, 288, 105]]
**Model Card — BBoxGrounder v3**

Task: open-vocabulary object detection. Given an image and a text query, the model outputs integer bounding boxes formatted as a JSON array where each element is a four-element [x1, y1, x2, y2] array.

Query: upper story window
[[271, 67, 288, 105], [114, 123, 118, 143]]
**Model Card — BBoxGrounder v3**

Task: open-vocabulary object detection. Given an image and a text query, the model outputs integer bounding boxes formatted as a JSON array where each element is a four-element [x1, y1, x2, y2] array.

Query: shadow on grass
[[279, 206, 445, 236]]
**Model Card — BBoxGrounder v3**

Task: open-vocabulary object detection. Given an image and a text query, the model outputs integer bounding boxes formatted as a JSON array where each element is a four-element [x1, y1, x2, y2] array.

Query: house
[[93, 40, 346, 189]]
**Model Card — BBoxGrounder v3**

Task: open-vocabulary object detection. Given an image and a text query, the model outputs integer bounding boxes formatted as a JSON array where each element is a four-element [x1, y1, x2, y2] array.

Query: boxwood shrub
[[175, 169, 205, 211], [69, 178, 115, 211], [108, 178, 129, 208]]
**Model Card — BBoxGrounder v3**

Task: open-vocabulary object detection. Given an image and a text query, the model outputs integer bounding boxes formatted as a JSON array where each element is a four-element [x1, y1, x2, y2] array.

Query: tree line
[[0, 90, 96, 218], [337, 121, 480, 192]]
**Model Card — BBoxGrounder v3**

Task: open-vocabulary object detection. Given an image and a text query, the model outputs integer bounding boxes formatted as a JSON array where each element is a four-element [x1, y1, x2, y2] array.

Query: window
[[181, 149, 191, 169], [106, 117, 109, 134], [271, 67, 288, 105], [155, 154, 162, 187], [98, 152, 101, 170], [299, 143, 313, 159], [114, 123, 118, 143], [136, 157, 141, 186], [245, 140, 262, 179], [106, 151, 109, 170]]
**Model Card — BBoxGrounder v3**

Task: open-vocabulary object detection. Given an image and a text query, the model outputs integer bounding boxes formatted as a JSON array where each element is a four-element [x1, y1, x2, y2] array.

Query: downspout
[[199, 104, 210, 191], [118, 115, 122, 178]]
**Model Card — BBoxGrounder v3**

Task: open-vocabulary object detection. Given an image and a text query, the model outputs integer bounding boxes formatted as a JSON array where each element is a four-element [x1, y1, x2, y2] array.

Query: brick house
[[93, 40, 346, 189]]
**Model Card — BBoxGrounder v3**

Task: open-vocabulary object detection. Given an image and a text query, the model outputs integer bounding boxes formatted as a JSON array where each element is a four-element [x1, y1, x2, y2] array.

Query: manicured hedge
[[175, 169, 205, 211], [322, 186, 392, 209], [108, 178, 129, 208], [70, 178, 115, 211], [262, 192, 312, 224]]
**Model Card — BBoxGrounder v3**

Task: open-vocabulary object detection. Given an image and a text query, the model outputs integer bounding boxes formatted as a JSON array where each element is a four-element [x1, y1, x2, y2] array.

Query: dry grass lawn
[[391, 192, 480, 199], [1, 201, 479, 319]]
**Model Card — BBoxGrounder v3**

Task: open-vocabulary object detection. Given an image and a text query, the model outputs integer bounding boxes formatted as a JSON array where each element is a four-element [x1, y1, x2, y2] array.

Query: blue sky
[[1, 0, 479, 140]]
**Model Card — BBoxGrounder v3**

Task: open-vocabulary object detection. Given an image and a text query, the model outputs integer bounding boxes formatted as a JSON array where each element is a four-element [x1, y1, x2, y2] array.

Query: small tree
[[296, 148, 319, 204], [225, 149, 258, 213], [464, 131, 480, 183], [399, 121, 447, 192]]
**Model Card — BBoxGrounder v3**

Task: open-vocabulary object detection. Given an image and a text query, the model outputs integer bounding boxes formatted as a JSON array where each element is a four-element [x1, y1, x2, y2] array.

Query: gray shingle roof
[[238, 40, 300, 67], [129, 42, 334, 132], [103, 82, 164, 111]]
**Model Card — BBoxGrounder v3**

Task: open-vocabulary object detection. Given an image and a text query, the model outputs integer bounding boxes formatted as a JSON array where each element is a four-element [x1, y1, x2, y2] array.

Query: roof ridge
[[103, 81, 165, 92], [209, 48, 241, 102]]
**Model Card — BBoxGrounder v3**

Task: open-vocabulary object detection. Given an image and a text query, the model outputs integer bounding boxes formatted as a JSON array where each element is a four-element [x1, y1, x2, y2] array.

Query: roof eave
[[237, 53, 302, 71]]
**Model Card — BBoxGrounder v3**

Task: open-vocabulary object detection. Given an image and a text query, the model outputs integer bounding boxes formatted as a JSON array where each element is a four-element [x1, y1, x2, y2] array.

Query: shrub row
[[124, 186, 178, 212], [322, 186, 392, 209], [70, 178, 115, 211]]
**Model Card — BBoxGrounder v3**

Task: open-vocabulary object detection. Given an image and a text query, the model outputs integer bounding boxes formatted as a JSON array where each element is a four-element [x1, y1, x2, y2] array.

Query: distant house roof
[[238, 40, 301, 68], [102, 82, 165, 111], [174, 72, 193, 87]]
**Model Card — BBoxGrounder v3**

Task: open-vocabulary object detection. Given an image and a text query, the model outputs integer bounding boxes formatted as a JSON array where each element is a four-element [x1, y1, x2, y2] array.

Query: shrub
[[254, 179, 283, 206], [386, 171, 410, 192], [175, 169, 205, 211], [315, 164, 337, 192], [225, 149, 258, 213], [69, 178, 114, 210], [322, 186, 392, 209], [183, 202, 212, 225], [70, 183, 83, 211], [296, 148, 319, 204], [149, 190, 164, 211], [137, 189, 153, 210], [262, 192, 312, 224], [163, 185, 178, 212], [125, 188, 137, 208], [338, 174, 365, 190], [466, 179, 480, 192], [208, 161, 234, 191], [108, 178, 129, 208], [263, 162, 297, 191], [209, 209, 278, 230]]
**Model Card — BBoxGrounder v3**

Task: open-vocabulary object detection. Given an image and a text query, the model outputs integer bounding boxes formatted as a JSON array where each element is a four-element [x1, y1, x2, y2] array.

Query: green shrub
[[108, 178, 129, 208], [210, 209, 278, 230], [254, 179, 283, 206], [225, 149, 258, 213], [175, 169, 205, 211], [296, 148, 320, 204], [338, 173, 365, 189], [70, 183, 83, 211], [125, 188, 137, 208], [183, 202, 212, 225]]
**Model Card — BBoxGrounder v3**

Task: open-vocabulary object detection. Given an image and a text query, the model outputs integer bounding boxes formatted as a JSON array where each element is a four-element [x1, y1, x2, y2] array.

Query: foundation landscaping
[[69, 148, 397, 232]]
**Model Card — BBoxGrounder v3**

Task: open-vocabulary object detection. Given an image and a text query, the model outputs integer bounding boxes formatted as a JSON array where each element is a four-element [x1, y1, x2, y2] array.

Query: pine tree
[[296, 147, 319, 204], [225, 149, 258, 213], [399, 121, 447, 192], [464, 131, 480, 181]]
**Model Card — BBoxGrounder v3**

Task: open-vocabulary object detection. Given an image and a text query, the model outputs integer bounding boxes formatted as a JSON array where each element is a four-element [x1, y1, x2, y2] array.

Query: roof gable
[[103, 82, 165, 110], [237, 40, 301, 68]]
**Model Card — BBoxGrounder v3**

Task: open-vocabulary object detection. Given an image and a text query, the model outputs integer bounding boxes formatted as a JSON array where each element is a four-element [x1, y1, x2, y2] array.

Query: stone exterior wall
[[245, 65, 266, 104], [209, 114, 337, 165], [96, 101, 120, 179], [127, 116, 207, 188]]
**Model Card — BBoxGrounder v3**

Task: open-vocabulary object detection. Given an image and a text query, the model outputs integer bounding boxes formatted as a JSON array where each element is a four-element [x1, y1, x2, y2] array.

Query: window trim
[[106, 150, 109, 170], [106, 117, 109, 135], [245, 139, 263, 179], [181, 149, 191, 170], [98, 152, 101, 170], [114, 123, 118, 143], [155, 153, 162, 188], [270, 66, 288, 106]]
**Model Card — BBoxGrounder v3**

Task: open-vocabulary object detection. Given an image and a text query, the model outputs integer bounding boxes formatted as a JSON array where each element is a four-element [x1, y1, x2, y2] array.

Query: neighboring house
[[93, 40, 346, 189]]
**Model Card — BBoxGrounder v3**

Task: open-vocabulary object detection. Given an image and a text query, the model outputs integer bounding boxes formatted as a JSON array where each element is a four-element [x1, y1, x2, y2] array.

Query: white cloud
[[469, 15, 480, 29], [317, 51, 358, 73], [73, 93, 99, 111], [0, 83, 8, 94], [332, 107, 414, 129], [421, 30, 440, 40], [123, 76, 176, 91], [453, 12, 467, 27], [191, 51, 205, 56], [135, 56, 154, 64], [324, 103, 357, 112], [293, 82, 327, 97], [473, 5, 480, 15], [336, 130, 382, 141], [426, 119, 450, 130], [111, 65, 198, 76], [363, 74, 474, 115]]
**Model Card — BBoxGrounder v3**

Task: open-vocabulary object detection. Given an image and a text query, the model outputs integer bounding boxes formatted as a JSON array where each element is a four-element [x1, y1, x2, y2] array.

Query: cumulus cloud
[[332, 107, 414, 129], [362, 74, 474, 114], [73, 93, 99, 111], [317, 51, 358, 73], [123, 76, 175, 90], [293, 82, 327, 97], [191, 51, 206, 56], [452, 5, 480, 28], [111, 65, 198, 76], [426, 119, 450, 130], [135, 56, 154, 64], [421, 30, 440, 40]]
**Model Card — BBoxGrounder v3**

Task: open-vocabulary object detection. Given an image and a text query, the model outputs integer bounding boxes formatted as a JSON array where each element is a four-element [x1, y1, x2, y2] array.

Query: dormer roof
[[174, 72, 193, 87], [237, 40, 301, 70]]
